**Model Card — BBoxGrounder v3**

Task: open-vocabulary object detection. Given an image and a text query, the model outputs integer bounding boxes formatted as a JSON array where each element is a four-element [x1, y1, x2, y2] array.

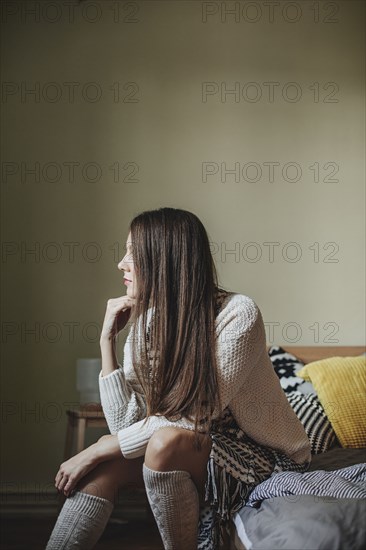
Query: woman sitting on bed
[[46, 207, 311, 550]]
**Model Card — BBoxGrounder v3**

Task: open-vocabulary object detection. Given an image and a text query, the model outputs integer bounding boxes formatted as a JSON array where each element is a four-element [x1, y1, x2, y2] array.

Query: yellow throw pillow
[[297, 356, 366, 449]]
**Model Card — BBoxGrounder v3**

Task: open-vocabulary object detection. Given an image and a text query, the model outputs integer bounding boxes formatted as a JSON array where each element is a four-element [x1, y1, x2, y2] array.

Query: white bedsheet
[[231, 511, 252, 550]]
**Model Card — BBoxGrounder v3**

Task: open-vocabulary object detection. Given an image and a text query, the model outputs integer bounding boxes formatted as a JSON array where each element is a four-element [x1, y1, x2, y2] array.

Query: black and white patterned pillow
[[286, 391, 336, 454], [268, 345, 315, 394]]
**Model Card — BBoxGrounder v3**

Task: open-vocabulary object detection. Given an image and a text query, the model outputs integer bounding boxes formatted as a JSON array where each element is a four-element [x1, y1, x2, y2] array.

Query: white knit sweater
[[99, 293, 311, 464]]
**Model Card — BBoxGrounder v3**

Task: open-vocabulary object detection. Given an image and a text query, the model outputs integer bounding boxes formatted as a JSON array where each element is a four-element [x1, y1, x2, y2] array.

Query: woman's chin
[[126, 288, 136, 300]]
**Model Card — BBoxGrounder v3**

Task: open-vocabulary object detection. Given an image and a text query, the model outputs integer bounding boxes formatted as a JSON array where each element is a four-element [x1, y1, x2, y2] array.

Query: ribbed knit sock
[[142, 464, 199, 550], [45, 490, 114, 549]]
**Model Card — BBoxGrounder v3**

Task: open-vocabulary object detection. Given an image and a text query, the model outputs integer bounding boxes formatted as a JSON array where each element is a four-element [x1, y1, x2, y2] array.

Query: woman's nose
[[118, 256, 127, 271], [118, 252, 132, 271]]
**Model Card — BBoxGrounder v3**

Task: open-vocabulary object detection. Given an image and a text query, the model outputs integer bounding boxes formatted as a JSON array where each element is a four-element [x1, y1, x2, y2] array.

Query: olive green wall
[[1, 1, 365, 494]]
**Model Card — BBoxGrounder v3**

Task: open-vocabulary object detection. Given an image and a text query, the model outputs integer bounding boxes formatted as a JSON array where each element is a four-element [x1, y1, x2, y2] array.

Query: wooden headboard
[[266, 346, 366, 364]]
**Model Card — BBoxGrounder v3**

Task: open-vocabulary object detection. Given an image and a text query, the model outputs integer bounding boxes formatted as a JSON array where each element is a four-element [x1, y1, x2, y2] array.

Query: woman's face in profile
[[118, 231, 137, 299]]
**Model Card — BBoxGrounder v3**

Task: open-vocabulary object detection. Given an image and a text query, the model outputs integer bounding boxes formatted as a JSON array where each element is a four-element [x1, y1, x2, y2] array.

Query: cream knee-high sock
[[45, 490, 114, 549], [143, 464, 199, 550]]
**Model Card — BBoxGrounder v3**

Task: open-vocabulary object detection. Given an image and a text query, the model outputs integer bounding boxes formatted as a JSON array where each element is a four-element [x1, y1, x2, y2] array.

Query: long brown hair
[[128, 207, 221, 434]]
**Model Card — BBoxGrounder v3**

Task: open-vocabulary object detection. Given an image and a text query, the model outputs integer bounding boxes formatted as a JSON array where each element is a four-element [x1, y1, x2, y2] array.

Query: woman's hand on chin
[[100, 296, 136, 343]]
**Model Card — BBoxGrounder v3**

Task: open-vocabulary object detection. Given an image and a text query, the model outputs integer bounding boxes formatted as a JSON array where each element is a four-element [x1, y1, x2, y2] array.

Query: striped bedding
[[246, 462, 366, 506]]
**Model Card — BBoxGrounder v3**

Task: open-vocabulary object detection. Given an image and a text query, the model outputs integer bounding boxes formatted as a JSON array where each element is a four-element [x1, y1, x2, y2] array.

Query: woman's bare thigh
[[75, 455, 145, 503]]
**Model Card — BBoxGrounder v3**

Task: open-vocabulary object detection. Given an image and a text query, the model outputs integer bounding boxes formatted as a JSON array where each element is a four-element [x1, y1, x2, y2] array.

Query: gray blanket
[[236, 494, 366, 550]]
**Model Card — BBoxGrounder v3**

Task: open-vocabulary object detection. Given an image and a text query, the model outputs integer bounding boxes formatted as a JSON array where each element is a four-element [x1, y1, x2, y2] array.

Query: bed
[[230, 346, 366, 550]]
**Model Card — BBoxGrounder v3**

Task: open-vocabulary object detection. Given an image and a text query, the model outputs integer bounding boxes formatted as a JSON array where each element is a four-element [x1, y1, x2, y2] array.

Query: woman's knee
[[145, 427, 183, 470], [145, 427, 211, 472]]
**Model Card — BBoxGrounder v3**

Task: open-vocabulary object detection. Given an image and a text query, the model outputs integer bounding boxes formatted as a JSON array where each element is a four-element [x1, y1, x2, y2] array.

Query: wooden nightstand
[[64, 404, 108, 460]]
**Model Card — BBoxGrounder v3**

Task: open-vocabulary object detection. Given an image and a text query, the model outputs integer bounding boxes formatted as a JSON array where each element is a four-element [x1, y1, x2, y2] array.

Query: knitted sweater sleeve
[[98, 330, 147, 434], [112, 294, 262, 459]]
